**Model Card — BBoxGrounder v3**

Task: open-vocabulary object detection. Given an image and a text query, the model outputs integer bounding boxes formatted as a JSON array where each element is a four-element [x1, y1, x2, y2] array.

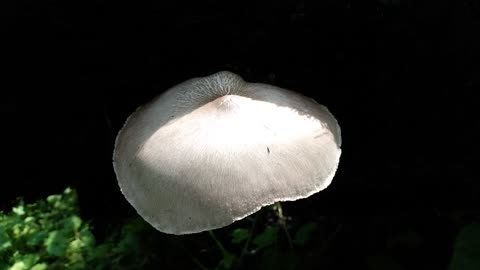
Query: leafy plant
[[0, 188, 95, 270], [0, 188, 337, 270], [0, 188, 153, 270], [206, 204, 321, 270]]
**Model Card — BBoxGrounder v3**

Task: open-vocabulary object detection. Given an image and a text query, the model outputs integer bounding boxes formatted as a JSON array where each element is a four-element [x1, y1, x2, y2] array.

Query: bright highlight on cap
[[113, 71, 342, 235]]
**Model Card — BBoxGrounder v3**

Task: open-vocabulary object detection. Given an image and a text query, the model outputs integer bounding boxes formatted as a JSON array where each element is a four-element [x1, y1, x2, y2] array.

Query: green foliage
[[212, 212, 321, 269], [252, 226, 279, 249], [7, 188, 470, 270], [293, 222, 318, 247], [0, 188, 93, 270], [230, 229, 249, 244], [449, 223, 480, 270], [217, 252, 235, 270], [0, 188, 152, 270]]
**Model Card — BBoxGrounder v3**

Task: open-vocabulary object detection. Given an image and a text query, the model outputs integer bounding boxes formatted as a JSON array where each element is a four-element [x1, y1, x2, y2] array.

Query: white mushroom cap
[[113, 71, 341, 235]]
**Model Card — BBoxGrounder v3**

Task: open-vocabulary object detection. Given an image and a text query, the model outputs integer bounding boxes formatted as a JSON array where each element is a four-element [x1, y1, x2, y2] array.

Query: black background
[[2, 0, 479, 268]]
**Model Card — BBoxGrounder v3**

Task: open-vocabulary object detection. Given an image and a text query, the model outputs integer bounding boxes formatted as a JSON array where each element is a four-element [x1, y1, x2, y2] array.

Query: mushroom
[[113, 71, 341, 235]]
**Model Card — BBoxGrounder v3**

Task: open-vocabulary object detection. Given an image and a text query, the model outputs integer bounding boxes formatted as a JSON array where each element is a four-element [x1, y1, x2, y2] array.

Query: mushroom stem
[[274, 202, 293, 249]]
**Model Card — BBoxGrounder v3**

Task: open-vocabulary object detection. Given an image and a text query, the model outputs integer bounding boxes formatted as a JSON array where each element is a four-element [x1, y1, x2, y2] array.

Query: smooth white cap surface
[[113, 71, 342, 234]]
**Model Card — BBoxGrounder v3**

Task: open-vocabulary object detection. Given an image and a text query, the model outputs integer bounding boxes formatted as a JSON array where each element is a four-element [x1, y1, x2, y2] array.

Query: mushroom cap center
[[211, 94, 241, 112]]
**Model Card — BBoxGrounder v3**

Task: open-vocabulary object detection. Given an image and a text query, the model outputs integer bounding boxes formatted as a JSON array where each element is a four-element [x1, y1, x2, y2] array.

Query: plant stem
[[170, 236, 209, 270], [235, 212, 259, 270], [274, 202, 293, 249], [208, 230, 229, 256], [274, 202, 284, 219], [189, 254, 209, 270]]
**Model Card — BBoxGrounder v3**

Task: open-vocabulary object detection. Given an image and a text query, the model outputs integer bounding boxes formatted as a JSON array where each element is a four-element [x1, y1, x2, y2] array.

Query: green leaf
[[0, 227, 12, 251], [293, 222, 318, 247], [26, 230, 48, 247], [449, 223, 480, 270], [253, 226, 279, 249], [46, 195, 60, 204], [0, 261, 8, 270], [24, 217, 34, 223], [231, 228, 249, 244], [78, 228, 95, 248], [12, 253, 40, 269], [12, 206, 25, 216], [64, 215, 82, 232], [116, 230, 140, 253], [9, 262, 26, 270], [44, 230, 69, 257], [68, 238, 83, 252], [219, 252, 236, 269], [31, 263, 48, 270]]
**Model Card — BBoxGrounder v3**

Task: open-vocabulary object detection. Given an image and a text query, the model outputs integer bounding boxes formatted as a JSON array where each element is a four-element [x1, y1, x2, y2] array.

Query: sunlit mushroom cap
[[113, 71, 342, 234]]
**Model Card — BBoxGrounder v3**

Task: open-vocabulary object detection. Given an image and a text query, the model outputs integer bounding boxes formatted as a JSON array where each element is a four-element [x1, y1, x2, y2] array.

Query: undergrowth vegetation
[[0, 188, 478, 270]]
